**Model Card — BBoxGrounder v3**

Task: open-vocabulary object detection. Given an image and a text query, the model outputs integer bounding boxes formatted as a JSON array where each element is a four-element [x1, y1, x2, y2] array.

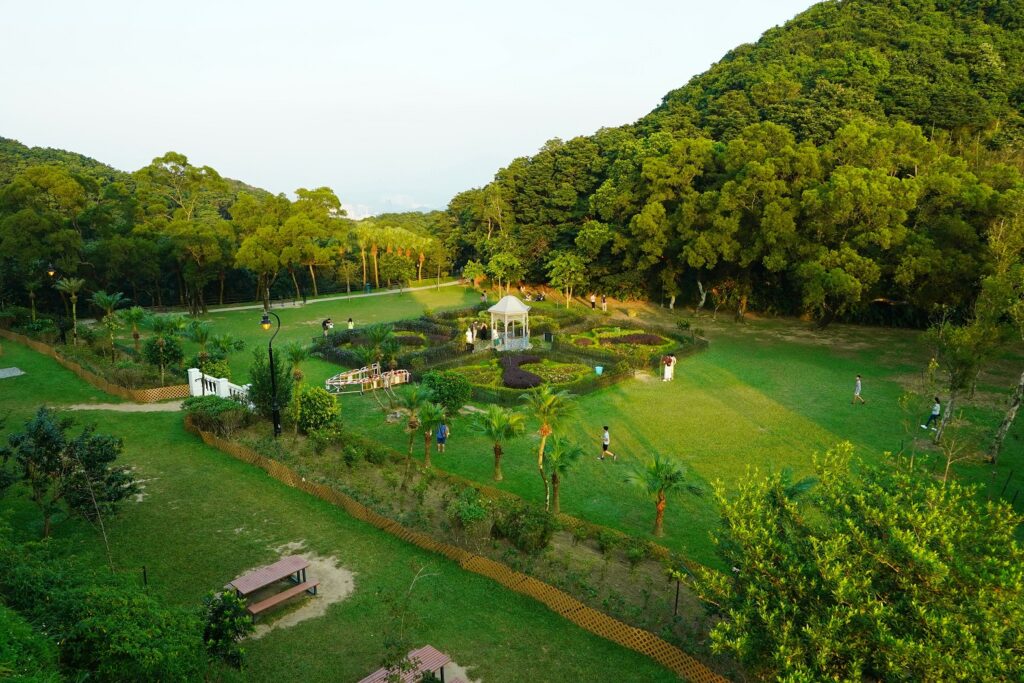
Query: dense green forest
[[0, 139, 451, 316], [2, 0, 1023, 326], [446, 0, 1024, 325]]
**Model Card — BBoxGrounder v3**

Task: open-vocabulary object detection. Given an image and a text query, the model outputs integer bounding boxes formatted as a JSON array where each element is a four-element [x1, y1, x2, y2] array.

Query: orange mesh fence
[[0, 329, 189, 403], [182, 416, 729, 683]]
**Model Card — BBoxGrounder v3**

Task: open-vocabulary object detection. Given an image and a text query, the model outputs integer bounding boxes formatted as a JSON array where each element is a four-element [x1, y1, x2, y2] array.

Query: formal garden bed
[[183, 396, 726, 670]]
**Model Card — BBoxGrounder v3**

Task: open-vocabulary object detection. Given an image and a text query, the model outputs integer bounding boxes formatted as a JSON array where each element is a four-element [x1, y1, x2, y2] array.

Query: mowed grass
[[0, 343, 681, 683], [338, 314, 1024, 567]]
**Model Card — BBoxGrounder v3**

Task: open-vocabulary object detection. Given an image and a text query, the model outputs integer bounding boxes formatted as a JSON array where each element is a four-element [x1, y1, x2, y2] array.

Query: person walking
[[922, 397, 941, 430], [599, 426, 616, 461], [347, 317, 354, 330], [321, 318, 332, 337], [601, 294, 607, 312], [590, 293, 597, 309], [436, 421, 450, 453], [465, 326, 475, 353], [852, 375, 866, 404]]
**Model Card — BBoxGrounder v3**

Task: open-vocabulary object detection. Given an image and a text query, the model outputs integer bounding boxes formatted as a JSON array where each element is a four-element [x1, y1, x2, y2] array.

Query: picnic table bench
[[228, 555, 318, 616], [357, 645, 456, 683]]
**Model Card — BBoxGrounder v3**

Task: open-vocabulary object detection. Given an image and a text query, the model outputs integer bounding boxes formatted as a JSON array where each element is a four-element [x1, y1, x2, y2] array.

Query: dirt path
[[65, 401, 183, 412]]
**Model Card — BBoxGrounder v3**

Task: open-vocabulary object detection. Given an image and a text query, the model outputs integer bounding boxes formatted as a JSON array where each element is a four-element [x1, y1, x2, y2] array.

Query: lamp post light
[[46, 263, 56, 278], [260, 311, 282, 437]]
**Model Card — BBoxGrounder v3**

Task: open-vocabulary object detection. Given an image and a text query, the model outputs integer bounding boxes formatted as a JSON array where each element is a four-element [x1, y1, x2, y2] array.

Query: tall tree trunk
[[177, 268, 185, 305], [371, 245, 380, 288], [418, 254, 425, 281], [345, 271, 351, 293], [654, 492, 666, 536], [360, 248, 367, 285], [551, 471, 561, 514], [935, 392, 957, 444], [289, 267, 301, 301], [70, 296, 78, 345], [308, 264, 319, 297], [154, 278, 163, 308], [989, 369, 1024, 464], [219, 270, 226, 305], [43, 512, 52, 539], [493, 442, 504, 481], [537, 432, 550, 510], [255, 275, 263, 304]]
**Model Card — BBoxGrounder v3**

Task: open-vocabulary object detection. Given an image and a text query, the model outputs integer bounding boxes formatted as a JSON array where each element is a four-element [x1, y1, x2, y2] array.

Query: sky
[[0, 0, 816, 217]]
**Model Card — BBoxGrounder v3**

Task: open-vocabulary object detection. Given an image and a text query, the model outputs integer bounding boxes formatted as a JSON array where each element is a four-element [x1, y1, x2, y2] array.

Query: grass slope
[[0, 341, 680, 683]]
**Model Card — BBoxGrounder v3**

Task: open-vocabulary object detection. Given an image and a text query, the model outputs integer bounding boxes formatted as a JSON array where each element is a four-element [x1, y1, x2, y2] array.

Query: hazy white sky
[[1, 0, 815, 216]]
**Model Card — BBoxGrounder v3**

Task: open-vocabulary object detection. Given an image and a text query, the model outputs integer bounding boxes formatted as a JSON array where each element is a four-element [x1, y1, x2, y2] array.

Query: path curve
[[65, 401, 183, 412]]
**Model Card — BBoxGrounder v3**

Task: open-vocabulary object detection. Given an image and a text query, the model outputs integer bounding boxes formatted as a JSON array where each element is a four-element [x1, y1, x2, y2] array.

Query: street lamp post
[[260, 311, 282, 437]]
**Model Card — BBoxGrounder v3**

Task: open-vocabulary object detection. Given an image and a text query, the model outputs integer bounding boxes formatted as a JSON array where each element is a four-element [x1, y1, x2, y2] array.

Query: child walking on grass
[[922, 397, 941, 430], [852, 375, 866, 404], [599, 426, 616, 461]]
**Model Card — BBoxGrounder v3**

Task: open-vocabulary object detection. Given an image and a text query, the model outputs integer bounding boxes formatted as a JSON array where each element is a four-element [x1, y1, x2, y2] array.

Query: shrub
[[183, 395, 253, 437], [142, 335, 184, 379], [361, 441, 390, 465], [0, 603, 59, 682], [421, 371, 472, 413], [201, 590, 254, 669], [446, 487, 489, 529], [596, 529, 622, 556], [574, 337, 594, 346], [625, 538, 653, 568], [342, 445, 360, 468], [308, 423, 344, 455], [394, 334, 425, 347], [247, 348, 294, 420], [297, 386, 339, 433], [109, 359, 158, 389], [491, 499, 557, 553], [499, 354, 543, 389]]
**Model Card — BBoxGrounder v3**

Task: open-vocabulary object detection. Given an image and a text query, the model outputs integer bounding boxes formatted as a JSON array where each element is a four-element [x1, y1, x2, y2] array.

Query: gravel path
[[65, 401, 183, 412]]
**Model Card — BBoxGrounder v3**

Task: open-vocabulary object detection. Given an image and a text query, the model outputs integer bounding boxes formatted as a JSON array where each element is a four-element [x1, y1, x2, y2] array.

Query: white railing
[[187, 368, 251, 401]]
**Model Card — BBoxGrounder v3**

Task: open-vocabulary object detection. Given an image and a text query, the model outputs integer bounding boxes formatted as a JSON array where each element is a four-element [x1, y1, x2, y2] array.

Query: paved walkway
[[65, 401, 183, 412]]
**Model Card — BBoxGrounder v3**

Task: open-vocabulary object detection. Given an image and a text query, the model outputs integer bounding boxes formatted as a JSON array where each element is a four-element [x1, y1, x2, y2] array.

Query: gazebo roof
[[488, 295, 530, 316]]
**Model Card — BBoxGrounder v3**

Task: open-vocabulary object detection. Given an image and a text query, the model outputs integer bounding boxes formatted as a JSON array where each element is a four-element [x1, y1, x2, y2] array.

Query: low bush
[[394, 334, 425, 347], [491, 499, 557, 553], [182, 395, 254, 437], [297, 386, 339, 433], [446, 487, 489, 530], [574, 337, 594, 346], [0, 603, 59, 682], [308, 423, 344, 455]]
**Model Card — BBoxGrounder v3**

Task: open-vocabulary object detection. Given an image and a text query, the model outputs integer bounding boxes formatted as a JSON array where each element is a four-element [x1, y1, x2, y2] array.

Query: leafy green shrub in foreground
[[491, 498, 557, 553], [297, 386, 340, 433]]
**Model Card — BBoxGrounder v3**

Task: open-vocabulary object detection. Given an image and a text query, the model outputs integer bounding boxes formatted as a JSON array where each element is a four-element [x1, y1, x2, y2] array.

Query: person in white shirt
[[852, 375, 866, 404], [922, 397, 941, 430]]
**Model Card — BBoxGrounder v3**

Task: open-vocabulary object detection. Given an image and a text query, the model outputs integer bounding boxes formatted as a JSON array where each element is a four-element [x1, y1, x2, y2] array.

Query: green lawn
[[337, 314, 1024, 567], [0, 340, 682, 682]]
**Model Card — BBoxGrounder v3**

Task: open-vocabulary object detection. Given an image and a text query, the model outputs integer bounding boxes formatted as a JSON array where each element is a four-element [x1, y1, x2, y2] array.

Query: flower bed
[[500, 354, 543, 389], [601, 333, 665, 346], [522, 359, 590, 384]]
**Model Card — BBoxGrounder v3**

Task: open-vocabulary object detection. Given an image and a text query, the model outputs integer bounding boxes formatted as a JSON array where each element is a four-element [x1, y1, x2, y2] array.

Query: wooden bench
[[246, 580, 319, 615]]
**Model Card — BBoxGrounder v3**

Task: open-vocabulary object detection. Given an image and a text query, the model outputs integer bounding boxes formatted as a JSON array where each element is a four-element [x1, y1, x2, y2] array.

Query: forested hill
[[446, 0, 1024, 325], [0, 137, 124, 185]]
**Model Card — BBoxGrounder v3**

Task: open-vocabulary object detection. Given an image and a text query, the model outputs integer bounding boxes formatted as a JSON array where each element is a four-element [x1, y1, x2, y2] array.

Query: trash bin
[[543, 332, 554, 343], [595, 366, 604, 376], [364, 282, 372, 294]]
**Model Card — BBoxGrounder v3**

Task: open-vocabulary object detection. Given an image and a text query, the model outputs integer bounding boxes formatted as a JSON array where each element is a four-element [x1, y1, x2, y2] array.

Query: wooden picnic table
[[229, 555, 310, 597], [357, 645, 454, 683]]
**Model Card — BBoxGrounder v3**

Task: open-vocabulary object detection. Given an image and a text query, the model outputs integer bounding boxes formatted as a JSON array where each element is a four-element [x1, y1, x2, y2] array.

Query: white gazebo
[[488, 295, 532, 351]]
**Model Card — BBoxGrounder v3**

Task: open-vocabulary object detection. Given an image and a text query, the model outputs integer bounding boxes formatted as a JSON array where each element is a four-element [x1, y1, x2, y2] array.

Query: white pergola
[[488, 295, 531, 351]]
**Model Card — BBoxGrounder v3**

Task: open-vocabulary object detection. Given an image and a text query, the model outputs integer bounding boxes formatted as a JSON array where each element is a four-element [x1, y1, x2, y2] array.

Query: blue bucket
[[595, 366, 604, 376]]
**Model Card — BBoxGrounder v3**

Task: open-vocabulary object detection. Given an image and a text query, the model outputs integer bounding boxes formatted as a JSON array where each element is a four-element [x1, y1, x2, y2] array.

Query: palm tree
[[418, 402, 446, 469], [397, 385, 432, 458], [521, 386, 576, 510], [472, 405, 526, 481], [119, 306, 147, 355], [283, 342, 309, 382], [210, 333, 245, 357], [148, 314, 188, 386], [54, 277, 86, 344], [89, 290, 127, 318], [625, 455, 699, 537], [544, 436, 584, 514]]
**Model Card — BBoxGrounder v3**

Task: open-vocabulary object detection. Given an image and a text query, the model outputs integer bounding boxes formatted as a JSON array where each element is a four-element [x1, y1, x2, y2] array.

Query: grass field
[[0, 341, 682, 682], [337, 309, 1024, 566]]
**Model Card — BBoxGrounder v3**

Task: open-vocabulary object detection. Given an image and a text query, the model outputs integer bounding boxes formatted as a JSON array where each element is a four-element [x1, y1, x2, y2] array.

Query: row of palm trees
[[396, 381, 694, 537]]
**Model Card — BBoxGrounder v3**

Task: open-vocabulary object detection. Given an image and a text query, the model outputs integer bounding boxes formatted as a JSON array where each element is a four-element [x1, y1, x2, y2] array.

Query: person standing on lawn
[[590, 293, 597, 309], [436, 421, 450, 453], [852, 375, 866, 404], [601, 294, 607, 312], [599, 426, 616, 461], [922, 397, 941, 430], [347, 317, 354, 330]]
